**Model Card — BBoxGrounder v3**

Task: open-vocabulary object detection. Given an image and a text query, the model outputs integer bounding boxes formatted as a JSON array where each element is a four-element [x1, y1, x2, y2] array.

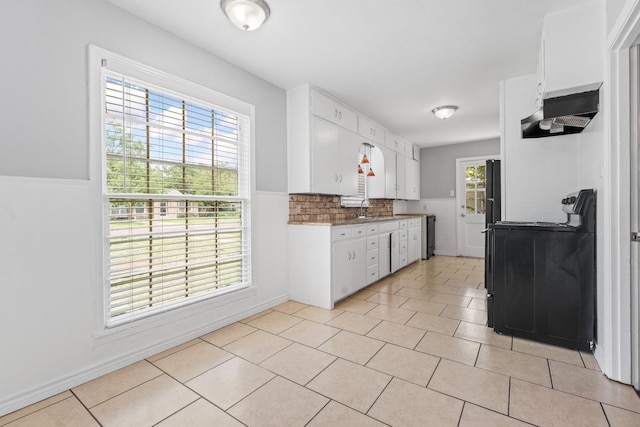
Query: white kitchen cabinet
[[333, 235, 366, 301], [405, 157, 420, 200], [396, 154, 406, 199], [289, 218, 420, 308], [407, 218, 422, 264], [539, 2, 602, 94], [385, 132, 404, 154], [288, 84, 359, 195], [358, 115, 385, 145], [378, 232, 392, 279], [311, 89, 357, 131], [311, 116, 360, 195], [378, 145, 409, 200], [390, 230, 401, 273]]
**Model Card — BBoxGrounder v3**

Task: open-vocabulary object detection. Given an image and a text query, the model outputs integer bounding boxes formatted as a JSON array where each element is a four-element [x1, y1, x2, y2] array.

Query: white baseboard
[[434, 250, 457, 257], [0, 294, 289, 417]]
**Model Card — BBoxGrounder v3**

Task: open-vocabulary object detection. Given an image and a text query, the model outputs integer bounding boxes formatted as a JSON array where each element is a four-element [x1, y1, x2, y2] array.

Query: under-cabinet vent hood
[[521, 82, 602, 139]]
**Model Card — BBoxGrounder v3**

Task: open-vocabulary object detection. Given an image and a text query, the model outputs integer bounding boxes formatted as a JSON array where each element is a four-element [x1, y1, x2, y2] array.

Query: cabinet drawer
[[366, 223, 380, 235], [399, 230, 408, 240], [367, 236, 379, 250], [367, 249, 379, 266], [352, 226, 367, 238], [379, 220, 399, 233], [367, 264, 379, 285], [311, 90, 357, 131], [400, 241, 408, 254], [399, 220, 408, 229], [407, 218, 418, 227], [333, 227, 352, 241], [399, 254, 408, 268]]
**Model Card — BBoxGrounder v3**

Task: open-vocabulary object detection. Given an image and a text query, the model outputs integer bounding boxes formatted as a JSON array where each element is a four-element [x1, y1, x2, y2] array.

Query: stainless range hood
[[521, 82, 602, 139]]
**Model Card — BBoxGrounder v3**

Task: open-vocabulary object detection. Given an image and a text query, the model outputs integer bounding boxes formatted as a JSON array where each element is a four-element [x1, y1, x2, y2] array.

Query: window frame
[[90, 46, 255, 329]]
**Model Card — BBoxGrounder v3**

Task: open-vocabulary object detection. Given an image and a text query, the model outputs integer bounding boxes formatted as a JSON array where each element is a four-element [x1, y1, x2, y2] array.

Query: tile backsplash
[[288, 194, 394, 223]]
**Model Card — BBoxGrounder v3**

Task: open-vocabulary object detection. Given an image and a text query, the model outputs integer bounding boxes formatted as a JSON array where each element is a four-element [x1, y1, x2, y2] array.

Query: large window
[[102, 66, 251, 326]]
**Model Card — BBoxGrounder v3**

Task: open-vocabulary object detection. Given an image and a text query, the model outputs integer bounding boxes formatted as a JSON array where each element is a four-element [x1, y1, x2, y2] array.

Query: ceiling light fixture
[[220, 0, 270, 31], [432, 105, 458, 120]]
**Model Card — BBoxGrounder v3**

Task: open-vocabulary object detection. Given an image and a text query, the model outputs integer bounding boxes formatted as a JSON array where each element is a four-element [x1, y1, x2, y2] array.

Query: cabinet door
[[408, 226, 421, 263], [405, 159, 420, 200], [311, 116, 339, 194], [358, 115, 384, 145], [333, 238, 367, 301], [390, 231, 400, 273], [378, 233, 391, 279], [311, 90, 357, 131], [379, 146, 397, 199], [396, 155, 406, 200], [337, 127, 360, 196]]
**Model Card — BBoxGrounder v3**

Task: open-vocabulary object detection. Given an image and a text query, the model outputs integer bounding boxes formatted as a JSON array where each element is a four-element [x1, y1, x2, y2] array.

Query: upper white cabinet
[[311, 117, 360, 195], [288, 85, 360, 195], [539, 2, 603, 93], [311, 90, 357, 131], [385, 132, 404, 154], [358, 115, 385, 145], [405, 157, 420, 200], [288, 84, 420, 198]]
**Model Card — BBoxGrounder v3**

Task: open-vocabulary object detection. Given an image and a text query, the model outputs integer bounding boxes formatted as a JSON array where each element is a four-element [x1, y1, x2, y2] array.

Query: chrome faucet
[[358, 199, 368, 218]]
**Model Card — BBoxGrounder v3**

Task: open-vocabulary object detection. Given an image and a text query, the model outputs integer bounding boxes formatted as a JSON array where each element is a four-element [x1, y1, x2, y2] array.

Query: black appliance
[[521, 82, 602, 139], [484, 159, 501, 327], [485, 159, 501, 226], [486, 189, 596, 351], [425, 215, 435, 259]]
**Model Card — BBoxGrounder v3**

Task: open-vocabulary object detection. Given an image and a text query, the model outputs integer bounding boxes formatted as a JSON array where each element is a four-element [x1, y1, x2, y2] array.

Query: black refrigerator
[[485, 159, 501, 226], [484, 159, 500, 327]]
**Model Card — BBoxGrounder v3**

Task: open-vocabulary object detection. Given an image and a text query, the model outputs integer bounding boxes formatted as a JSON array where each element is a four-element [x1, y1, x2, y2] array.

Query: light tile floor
[[2, 256, 640, 426]]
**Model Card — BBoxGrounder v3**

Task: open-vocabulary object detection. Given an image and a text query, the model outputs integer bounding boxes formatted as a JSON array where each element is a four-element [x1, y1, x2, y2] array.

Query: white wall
[[501, 74, 579, 222], [399, 200, 458, 256], [0, 0, 289, 415]]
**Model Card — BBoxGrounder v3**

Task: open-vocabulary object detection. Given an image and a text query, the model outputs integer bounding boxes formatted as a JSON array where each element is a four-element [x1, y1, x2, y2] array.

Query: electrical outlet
[[296, 204, 301, 214], [423, 204, 427, 211], [450, 190, 455, 197]]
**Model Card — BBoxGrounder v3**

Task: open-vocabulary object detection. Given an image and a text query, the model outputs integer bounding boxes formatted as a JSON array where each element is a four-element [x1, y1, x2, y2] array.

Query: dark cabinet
[[490, 228, 595, 351]]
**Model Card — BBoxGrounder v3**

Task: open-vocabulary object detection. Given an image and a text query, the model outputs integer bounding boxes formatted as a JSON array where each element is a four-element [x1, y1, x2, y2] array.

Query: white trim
[[88, 45, 256, 333], [630, 45, 640, 391], [455, 154, 500, 257], [0, 293, 289, 417], [602, 0, 640, 384]]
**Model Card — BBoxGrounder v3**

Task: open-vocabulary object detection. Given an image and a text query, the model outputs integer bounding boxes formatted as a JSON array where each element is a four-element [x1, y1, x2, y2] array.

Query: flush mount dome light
[[220, 0, 270, 31], [432, 105, 458, 120]]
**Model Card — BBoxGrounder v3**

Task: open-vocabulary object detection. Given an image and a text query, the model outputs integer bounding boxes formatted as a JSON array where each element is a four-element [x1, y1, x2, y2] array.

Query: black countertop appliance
[[485, 189, 596, 351]]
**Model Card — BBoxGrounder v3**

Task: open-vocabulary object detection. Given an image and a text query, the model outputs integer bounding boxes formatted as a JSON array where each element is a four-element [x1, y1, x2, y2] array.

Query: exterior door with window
[[457, 158, 488, 257]]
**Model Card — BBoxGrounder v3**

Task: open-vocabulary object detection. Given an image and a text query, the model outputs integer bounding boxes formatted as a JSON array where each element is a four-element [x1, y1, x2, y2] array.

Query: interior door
[[457, 158, 488, 257]]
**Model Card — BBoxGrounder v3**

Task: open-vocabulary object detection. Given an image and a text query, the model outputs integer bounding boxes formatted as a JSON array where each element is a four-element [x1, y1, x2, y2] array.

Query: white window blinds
[[103, 71, 251, 326]]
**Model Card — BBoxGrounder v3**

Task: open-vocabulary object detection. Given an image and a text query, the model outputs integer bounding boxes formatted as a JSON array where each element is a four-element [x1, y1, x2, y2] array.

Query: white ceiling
[[106, 0, 585, 147]]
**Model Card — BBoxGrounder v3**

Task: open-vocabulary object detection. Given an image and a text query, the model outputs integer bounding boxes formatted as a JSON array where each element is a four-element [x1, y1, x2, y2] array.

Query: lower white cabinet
[[289, 218, 421, 309], [408, 218, 422, 264], [333, 236, 366, 301]]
